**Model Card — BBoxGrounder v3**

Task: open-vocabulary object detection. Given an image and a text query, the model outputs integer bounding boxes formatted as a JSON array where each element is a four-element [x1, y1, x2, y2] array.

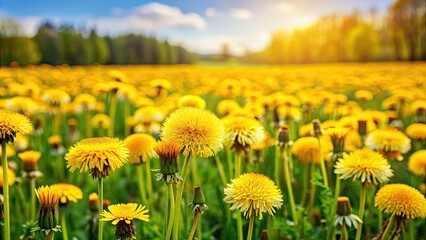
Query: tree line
[[0, 21, 196, 66], [241, 0, 425, 64]]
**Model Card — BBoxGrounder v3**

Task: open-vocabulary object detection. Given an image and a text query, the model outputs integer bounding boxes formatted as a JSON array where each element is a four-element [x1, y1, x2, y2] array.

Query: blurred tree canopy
[[0, 21, 195, 66], [242, 0, 426, 64]]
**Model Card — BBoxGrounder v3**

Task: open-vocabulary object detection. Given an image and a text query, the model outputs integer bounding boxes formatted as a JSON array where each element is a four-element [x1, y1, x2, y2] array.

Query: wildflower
[[161, 107, 224, 158], [405, 123, 426, 141], [224, 172, 283, 220], [291, 137, 331, 164], [365, 127, 411, 161], [101, 203, 149, 240], [354, 90, 374, 101], [178, 95, 206, 109], [88, 193, 99, 212], [0, 168, 15, 187], [33, 186, 63, 237], [48, 135, 65, 155], [334, 148, 393, 184], [91, 114, 111, 130], [52, 183, 83, 206], [73, 93, 97, 111], [65, 137, 129, 179], [326, 127, 350, 159], [221, 116, 264, 154], [124, 133, 156, 165], [18, 150, 42, 179], [408, 150, 426, 176], [334, 196, 362, 229], [0, 111, 33, 144], [216, 99, 241, 116], [375, 184, 426, 219], [41, 89, 70, 106], [134, 106, 164, 127], [188, 186, 208, 240], [154, 140, 182, 184]]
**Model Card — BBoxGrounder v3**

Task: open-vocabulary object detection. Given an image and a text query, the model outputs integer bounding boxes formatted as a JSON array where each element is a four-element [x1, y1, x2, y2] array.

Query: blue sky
[[0, 0, 394, 55]]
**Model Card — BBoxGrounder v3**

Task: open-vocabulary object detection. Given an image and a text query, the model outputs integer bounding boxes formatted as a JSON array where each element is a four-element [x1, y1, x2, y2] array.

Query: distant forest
[[0, 21, 196, 66], [240, 0, 425, 64]]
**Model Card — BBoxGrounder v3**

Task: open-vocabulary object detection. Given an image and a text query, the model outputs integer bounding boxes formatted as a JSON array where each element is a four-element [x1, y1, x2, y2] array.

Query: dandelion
[[224, 173, 283, 240], [33, 185, 63, 240], [335, 148, 393, 240], [221, 116, 264, 154], [405, 123, 426, 141], [334, 196, 362, 240], [365, 127, 411, 161], [101, 203, 149, 240], [188, 186, 208, 240], [291, 137, 331, 164], [91, 114, 111, 136], [178, 95, 206, 109], [52, 183, 83, 240], [18, 150, 42, 178], [124, 133, 156, 165], [154, 140, 182, 184], [161, 107, 224, 158], [0, 111, 32, 240], [0, 168, 15, 187], [65, 137, 129, 179], [374, 184, 426, 239], [65, 137, 129, 240], [408, 150, 426, 176]]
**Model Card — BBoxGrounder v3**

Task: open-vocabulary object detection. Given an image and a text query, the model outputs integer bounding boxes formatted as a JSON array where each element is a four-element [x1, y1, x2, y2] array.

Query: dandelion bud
[[336, 197, 352, 216], [312, 119, 322, 138], [189, 186, 208, 215], [34, 186, 62, 237], [334, 196, 362, 229], [89, 193, 99, 212], [259, 230, 269, 240], [154, 140, 182, 184], [358, 120, 367, 138], [277, 125, 290, 147]]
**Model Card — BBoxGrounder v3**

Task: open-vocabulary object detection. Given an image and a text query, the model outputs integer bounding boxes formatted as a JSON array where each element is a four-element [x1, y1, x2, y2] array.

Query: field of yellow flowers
[[0, 62, 425, 240]]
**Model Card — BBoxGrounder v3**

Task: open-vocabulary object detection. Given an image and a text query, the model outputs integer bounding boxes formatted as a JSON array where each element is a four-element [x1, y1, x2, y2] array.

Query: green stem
[[301, 164, 309, 207], [2, 142, 10, 240], [317, 137, 329, 188], [124, 102, 130, 137], [328, 176, 341, 240], [61, 213, 69, 240], [98, 178, 104, 240], [214, 155, 228, 186], [355, 182, 367, 240], [145, 160, 153, 211], [380, 214, 395, 240], [56, 154, 64, 181], [30, 178, 36, 222], [188, 213, 200, 240], [342, 224, 348, 240], [282, 145, 298, 227], [378, 209, 383, 230], [108, 94, 117, 137], [173, 153, 192, 240], [165, 184, 175, 240], [235, 152, 241, 177], [85, 110, 92, 138], [236, 213, 243, 240], [247, 216, 255, 240], [225, 147, 233, 180], [137, 165, 148, 204], [274, 146, 280, 189], [307, 163, 316, 221], [17, 183, 29, 220]]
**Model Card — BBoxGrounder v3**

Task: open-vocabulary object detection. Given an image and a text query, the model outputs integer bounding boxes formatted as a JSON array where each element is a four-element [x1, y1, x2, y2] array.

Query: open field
[[0, 62, 425, 240]]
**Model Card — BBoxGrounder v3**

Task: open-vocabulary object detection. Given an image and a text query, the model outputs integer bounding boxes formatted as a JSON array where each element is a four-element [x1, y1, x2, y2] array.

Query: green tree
[[347, 23, 380, 62], [33, 22, 62, 65]]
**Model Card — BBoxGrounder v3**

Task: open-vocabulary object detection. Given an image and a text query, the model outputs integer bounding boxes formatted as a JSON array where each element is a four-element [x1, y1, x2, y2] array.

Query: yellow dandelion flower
[[41, 89, 70, 106], [224, 172, 283, 220], [124, 133, 156, 165], [344, 130, 362, 152], [405, 123, 426, 141], [178, 95, 206, 109], [334, 148, 393, 184], [161, 107, 224, 158], [365, 127, 411, 161], [52, 183, 83, 205], [101, 203, 149, 239], [154, 140, 182, 183], [375, 184, 426, 219], [73, 93, 97, 111], [65, 137, 129, 178], [18, 150, 41, 163], [408, 150, 426, 176], [0, 167, 16, 187], [221, 116, 264, 153], [134, 106, 164, 126], [354, 90, 374, 101], [0, 111, 33, 143], [91, 114, 111, 129], [216, 99, 241, 116], [291, 136, 331, 164]]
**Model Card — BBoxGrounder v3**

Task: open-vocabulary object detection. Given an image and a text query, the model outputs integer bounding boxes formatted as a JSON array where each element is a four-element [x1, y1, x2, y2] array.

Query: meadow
[[0, 62, 425, 240]]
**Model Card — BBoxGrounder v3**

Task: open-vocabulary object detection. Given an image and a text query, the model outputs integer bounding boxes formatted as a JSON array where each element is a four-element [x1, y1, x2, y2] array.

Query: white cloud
[[230, 9, 252, 20], [275, 2, 294, 12], [88, 2, 206, 35], [16, 17, 42, 36], [205, 8, 217, 17], [111, 8, 124, 16]]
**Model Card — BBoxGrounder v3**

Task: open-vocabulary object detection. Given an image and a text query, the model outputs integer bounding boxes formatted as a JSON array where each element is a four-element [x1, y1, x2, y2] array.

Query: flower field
[[0, 62, 425, 240]]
